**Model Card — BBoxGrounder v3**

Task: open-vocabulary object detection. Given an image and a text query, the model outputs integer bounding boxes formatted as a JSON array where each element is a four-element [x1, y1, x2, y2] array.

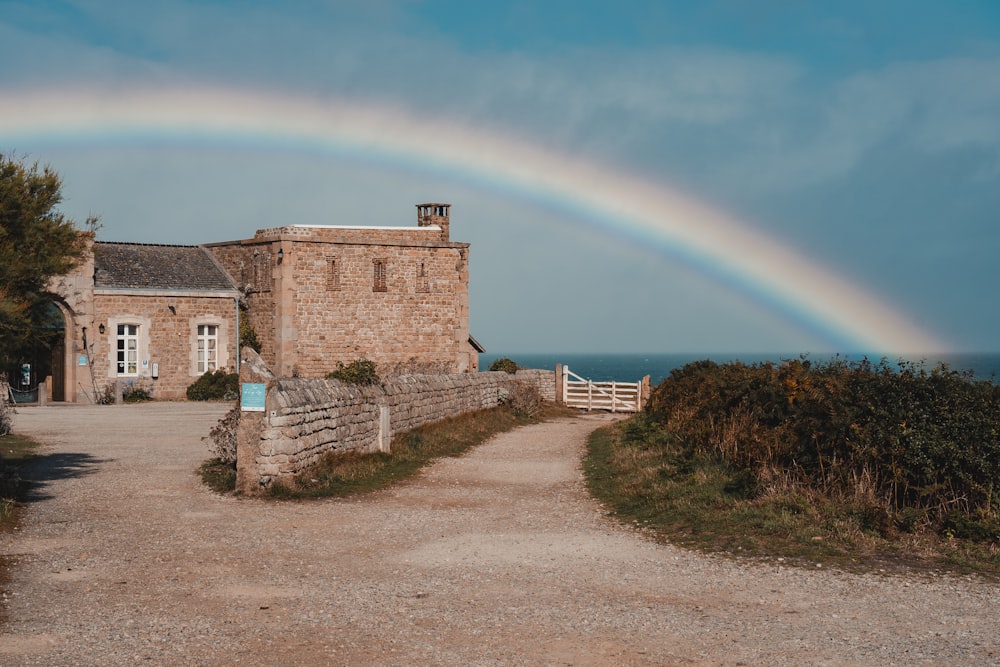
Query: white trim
[[288, 224, 441, 231], [108, 315, 152, 379]]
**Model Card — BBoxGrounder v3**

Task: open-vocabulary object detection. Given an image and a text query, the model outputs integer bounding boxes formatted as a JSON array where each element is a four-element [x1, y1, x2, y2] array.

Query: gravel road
[[1, 403, 998, 666]]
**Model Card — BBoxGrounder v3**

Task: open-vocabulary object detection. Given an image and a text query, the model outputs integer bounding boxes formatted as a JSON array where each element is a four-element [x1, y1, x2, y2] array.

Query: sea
[[480, 352, 1000, 387]]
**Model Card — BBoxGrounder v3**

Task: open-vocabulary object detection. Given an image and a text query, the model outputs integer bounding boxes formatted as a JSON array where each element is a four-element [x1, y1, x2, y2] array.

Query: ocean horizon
[[481, 352, 1000, 386]]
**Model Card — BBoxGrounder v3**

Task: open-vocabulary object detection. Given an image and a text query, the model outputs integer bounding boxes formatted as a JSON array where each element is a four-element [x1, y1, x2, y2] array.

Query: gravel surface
[[1, 403, 998, 666]]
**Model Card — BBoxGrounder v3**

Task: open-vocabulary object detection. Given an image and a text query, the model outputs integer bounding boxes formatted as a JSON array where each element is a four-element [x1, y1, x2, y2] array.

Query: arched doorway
[[3, 301, 68, 403]]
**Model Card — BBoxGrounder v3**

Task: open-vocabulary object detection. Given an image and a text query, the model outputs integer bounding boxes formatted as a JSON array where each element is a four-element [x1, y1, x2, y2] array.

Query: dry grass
[[584, 416, 1000, 579]]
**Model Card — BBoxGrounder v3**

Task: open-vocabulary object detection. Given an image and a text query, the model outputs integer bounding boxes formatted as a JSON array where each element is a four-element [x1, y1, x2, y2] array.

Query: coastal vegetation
[[585, 357, 1000, 576]]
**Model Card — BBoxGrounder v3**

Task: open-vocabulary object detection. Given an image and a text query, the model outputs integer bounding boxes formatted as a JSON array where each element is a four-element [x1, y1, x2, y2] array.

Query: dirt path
[[1, 403, 998, 666]]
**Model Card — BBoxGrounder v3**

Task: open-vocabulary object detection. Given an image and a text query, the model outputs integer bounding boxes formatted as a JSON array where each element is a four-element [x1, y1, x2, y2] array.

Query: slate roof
[[93, 242, 238, 292]]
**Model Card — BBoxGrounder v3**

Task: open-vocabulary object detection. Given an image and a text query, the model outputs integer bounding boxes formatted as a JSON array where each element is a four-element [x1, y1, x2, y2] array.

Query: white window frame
[[116, 323, 140, 377], [190, 317, 229, 377], [197, 324, 219, 373], [107, 316, 151, 380]]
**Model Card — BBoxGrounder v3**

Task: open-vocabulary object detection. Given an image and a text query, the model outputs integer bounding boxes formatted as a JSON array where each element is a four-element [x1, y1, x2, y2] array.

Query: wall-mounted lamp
[[277, 247, 284, 264], [98, 323, 106, 335]]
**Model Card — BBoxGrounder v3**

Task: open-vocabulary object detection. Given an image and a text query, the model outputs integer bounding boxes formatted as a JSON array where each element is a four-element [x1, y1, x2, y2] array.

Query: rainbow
[[0, 85, 946, 354]]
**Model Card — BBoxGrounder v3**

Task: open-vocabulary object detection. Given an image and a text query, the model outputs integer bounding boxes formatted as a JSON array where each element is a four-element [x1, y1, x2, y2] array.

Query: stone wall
[[89, 291, 237, 400], [235, 350, 553, 492], [512, 368, 558, 402]]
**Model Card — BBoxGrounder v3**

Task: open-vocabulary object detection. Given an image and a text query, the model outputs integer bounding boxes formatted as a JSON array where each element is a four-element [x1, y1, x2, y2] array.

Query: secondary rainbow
[[0, 85, 946, 354]]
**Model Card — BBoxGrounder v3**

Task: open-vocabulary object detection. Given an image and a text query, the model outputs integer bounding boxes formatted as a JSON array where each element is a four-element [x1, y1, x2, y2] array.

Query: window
[[327, 257, 340, 291], [416, 260, 430, 293], [197, 324, 219, 373], [373, 258, 388, 292], [116, 324, 139, 376]]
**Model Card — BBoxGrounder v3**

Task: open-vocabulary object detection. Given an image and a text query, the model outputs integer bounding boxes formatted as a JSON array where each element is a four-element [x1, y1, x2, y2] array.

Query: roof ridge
[[95, 241, 199, 248]]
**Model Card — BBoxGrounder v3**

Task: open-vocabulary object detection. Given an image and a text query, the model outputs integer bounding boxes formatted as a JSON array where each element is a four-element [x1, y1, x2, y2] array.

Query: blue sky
[[2, 1, 999, 355]]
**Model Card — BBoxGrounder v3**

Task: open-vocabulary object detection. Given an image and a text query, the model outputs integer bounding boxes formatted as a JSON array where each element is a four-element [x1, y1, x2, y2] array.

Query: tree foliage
[[0, 153, 89, 366], [488, 357, 519, 374]]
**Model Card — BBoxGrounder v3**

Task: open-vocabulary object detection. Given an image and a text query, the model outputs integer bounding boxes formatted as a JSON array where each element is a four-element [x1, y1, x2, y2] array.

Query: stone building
[[43, 204, 480, 402], [208, 203, 480, 379]]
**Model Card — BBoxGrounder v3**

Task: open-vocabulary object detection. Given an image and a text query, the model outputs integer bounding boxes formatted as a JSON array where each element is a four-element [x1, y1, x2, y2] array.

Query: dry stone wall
[[512, 368, 557, 402], [236, 350, 554, 492]]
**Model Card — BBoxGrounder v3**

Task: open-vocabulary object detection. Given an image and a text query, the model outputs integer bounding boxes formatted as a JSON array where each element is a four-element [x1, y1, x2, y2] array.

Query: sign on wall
[[241, 382, 266, 412]]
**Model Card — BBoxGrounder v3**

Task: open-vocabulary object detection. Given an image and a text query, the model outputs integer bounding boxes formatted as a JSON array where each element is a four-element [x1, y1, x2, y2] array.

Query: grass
[[584, 415, 1000, 579], [200, 403, 575, 498]]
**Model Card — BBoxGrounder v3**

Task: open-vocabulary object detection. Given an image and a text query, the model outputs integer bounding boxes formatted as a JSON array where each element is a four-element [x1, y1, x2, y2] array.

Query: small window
[[373, 258, 388, 292], [197, 324, 219, 373], [116, 324, 139, 376], [416, 260, 430, 293], [327, 257, 340, 291]]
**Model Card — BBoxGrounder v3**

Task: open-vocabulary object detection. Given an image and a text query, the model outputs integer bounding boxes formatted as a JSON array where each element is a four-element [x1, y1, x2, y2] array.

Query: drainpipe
[[234, 297, 241, 374]]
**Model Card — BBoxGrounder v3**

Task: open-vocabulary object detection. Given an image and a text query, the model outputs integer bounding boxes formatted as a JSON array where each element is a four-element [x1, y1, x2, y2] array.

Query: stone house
[[45, 204, 480, 402]]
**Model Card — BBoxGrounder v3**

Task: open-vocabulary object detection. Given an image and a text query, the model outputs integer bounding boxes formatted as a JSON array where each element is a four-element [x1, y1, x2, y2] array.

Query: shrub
[[502, 380, 543, 417], [489, 357, 519, 374], [208, 405, 239, 464], [644, 357, 1000, 533], [187, 369, 239, 401], [327, 359, 380, 386], [121, 382, 153, 402]]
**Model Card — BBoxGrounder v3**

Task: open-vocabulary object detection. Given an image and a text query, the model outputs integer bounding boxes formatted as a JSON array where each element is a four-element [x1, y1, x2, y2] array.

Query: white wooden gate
[[561, 366, 643, 413]]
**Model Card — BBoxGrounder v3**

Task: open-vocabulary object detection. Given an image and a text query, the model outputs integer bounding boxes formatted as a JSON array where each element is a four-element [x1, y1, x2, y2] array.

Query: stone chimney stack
[[417, 203, 450, 241]]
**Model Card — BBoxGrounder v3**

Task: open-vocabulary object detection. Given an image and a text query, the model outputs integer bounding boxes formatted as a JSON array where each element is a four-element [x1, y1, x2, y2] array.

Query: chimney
[[417, 203, 450, 241]]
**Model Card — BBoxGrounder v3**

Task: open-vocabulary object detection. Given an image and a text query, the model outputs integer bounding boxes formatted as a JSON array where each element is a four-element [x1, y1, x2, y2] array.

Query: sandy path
[[1, 403, 998, 666]]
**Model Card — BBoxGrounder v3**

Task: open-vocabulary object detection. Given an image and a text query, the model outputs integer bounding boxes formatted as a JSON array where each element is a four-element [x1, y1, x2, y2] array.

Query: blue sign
[[241, 382, 266, 412]]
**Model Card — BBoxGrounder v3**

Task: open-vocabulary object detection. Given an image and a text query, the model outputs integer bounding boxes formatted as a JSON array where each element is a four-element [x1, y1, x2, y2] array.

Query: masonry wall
[[88, 291, 237, 400], [511, 369, 558, 402], [207, 223, 475, 380], [205, 242, 277, 364], [236, 359, 552, 492]]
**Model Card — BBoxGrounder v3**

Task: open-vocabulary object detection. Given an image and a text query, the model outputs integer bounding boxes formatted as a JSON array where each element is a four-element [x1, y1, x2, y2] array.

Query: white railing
[[561, 366, 642, 413]]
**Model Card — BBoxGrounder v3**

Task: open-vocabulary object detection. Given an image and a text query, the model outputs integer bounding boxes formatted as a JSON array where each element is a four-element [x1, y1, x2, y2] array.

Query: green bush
[[327, 359, 380, 386], [186, 369, 239, 401], [645, 357, 1000, 535], [122, 384, 153, 402], [489, 357, 519, 374]]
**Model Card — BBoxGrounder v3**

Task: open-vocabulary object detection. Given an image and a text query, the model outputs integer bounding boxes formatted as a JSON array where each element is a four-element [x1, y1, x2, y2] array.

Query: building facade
[[44, 204, 478, 402]]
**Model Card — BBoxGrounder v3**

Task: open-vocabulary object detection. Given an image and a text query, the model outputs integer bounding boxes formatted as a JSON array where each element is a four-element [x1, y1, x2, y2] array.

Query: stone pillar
[[235, 347, 276, 495], [640, 374, 652, 410]]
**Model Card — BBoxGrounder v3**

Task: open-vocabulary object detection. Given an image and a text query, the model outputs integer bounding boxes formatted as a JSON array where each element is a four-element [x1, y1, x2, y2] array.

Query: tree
[[0, 153, 90, 370]]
